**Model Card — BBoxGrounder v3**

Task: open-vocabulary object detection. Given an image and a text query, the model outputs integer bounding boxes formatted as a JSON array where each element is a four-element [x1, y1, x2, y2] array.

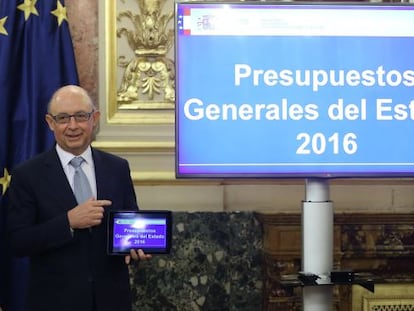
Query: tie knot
[[70, 157, 84, 169]]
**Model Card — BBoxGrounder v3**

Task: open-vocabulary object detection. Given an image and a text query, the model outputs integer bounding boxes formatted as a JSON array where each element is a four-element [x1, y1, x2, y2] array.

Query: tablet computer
[[108, 210, 172, 255]]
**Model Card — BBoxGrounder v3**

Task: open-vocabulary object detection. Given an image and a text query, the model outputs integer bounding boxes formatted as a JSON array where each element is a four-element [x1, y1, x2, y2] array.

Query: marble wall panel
[[130, 212, 264, 311]]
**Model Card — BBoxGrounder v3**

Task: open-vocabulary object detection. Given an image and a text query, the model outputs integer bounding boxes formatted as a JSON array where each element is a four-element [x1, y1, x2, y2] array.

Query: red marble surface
[[66, 0, 99, 106]]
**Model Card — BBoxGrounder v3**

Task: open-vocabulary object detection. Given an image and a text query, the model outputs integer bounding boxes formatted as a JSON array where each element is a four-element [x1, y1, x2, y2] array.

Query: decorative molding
[[255, 212, 414, 310], [104, 0, 175, 125], [92, 140, 174, 153], [352, 284, 414, 311], [116, 0, 174, 107]]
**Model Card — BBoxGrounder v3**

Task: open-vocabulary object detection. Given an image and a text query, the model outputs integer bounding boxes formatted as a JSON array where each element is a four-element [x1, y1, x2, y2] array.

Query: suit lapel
[[43, 148, 78, 210], [91, 148, 108, 200]]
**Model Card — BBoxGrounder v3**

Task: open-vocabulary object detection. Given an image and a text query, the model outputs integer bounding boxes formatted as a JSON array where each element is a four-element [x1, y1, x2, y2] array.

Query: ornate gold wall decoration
[[117, 0, 174, 109], [352, 284, 414, 311], [104, 0, 175, 124]]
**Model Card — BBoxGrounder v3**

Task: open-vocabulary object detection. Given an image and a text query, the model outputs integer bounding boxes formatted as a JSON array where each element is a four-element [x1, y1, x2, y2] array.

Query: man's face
[[45, 87, 100, 156]]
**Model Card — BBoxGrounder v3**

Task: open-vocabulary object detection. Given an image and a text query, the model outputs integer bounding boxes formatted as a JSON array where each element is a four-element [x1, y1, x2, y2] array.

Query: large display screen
[[175, 2, 414, 178]]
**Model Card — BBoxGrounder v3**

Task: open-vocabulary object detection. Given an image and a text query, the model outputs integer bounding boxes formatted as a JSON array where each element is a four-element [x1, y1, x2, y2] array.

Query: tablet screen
[[107, 210, 172, 255]]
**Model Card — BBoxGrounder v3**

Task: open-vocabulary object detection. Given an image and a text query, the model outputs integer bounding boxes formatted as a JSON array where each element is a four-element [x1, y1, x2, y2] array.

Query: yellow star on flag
[[0, 16, 8, 36], [17, 0, 39, 21], [0, 168, 11, 195], [51, 1, 68, 26]]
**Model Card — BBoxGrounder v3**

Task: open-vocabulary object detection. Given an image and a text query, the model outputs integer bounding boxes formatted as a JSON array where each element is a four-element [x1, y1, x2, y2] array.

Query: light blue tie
[[70, 157, 93, 204]]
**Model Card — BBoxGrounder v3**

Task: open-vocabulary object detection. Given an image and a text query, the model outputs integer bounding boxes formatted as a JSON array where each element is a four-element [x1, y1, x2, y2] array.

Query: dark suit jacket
[[7, 147, 139, 311]]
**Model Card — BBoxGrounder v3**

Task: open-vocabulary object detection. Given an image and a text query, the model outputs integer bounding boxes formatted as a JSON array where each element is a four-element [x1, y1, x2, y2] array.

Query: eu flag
[[0, 1, 79, 310]]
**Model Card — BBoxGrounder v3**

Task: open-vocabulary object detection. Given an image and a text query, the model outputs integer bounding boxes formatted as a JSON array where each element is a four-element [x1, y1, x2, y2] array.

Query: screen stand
[[302, 178, 333, 311]]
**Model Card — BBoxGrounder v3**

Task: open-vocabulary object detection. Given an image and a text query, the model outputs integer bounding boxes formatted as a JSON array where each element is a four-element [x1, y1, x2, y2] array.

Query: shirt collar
[[55, 144, 93, 167]]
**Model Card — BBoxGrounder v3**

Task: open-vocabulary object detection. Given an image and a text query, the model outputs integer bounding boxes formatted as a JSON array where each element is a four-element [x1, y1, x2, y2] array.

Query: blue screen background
[[176, 31, 414, 177]]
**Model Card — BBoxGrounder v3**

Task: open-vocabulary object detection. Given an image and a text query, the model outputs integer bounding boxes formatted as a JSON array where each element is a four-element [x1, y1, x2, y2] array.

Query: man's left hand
[[125, 249, 152, 265]]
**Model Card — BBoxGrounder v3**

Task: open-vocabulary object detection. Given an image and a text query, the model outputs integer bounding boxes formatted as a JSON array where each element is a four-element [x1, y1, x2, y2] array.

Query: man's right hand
[[67, 198, 112, 229]]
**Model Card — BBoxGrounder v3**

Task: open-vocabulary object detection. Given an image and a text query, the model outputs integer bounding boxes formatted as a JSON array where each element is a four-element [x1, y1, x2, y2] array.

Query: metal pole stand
[[279, 179, 374, 307], [302, 178, 333, 311]]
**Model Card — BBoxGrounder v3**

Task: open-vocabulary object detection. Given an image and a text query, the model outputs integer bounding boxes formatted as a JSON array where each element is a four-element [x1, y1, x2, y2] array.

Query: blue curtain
[[0, 1, 79, 309]]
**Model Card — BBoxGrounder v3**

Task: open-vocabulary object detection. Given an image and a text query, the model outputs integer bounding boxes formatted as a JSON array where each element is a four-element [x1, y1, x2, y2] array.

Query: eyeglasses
[[49, 110, 95, 124]]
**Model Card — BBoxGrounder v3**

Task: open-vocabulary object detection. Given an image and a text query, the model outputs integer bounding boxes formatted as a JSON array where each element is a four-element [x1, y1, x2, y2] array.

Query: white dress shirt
[[55, 144, 97, 199]]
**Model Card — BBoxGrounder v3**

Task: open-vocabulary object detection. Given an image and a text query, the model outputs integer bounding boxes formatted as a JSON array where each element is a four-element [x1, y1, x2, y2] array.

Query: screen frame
[[174, 1, 414, 179], [107, 210, 172, 255]]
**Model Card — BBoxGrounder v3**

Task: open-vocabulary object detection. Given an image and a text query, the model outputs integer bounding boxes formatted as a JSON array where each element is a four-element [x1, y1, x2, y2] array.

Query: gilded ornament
[[116, 0, 175, 108]]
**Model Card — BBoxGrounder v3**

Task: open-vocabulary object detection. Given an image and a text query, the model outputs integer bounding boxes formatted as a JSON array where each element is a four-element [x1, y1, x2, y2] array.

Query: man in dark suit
[[6, 85, 151, 311]]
